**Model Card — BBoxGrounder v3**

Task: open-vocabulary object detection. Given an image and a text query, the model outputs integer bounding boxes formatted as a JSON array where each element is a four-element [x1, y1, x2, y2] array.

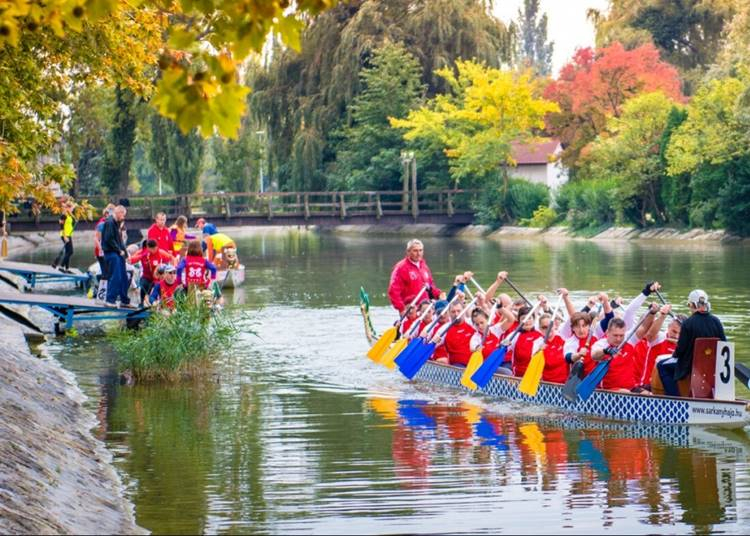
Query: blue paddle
[[471, 301, 542, 389], [396, 296, 459, 369], [576, 309, 651, 401], [399, 297, 478, 380]]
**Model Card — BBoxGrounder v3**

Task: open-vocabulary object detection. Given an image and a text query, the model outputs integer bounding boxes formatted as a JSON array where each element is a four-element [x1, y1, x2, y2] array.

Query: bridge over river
[[8, 189, 479, 232]]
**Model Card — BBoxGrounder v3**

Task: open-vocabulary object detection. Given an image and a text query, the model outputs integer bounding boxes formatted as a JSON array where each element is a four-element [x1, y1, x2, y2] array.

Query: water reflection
[[369, 396, 745, 532]]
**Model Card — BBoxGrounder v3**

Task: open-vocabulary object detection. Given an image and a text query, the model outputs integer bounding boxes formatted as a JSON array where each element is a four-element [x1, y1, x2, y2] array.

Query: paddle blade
[[471, 346, 508, 389], [735, 362, 750, 389], [367, 326, 397, 362], [400, 343, 436, 380], [577, 360, 610, 401], [562, 361, 584, 402], [518, 350, 545, 397], [461, 350, 483, 390], [394, 338, 421, 368], [378, 338, 408, 369]]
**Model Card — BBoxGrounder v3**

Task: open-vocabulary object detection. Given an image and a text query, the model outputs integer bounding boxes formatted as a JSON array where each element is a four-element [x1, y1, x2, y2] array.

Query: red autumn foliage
[[544, 42, 684, 169]]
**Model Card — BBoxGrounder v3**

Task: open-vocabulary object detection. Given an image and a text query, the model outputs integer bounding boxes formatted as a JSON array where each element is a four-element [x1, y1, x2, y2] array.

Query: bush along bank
[[109, 295, 242, 383]]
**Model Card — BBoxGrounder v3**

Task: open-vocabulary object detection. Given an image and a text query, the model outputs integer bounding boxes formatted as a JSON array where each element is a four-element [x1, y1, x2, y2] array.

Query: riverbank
[[0, 318, 144, 534], [330, 223, 747, 243]]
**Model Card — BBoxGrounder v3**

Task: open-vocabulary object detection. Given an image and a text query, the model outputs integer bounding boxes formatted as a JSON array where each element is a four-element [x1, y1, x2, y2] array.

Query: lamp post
[[256, 130, 267, 193], [400, 150, 418, 218]]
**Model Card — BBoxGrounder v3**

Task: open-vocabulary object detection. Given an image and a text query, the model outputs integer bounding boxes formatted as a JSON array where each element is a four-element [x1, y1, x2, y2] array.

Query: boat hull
[[414, 360, 750, 427], [217, 265, 245, 288]]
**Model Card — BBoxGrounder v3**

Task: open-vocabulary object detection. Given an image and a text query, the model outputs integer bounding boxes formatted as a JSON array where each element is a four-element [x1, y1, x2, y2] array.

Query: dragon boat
[[359, 288, 750, 428]]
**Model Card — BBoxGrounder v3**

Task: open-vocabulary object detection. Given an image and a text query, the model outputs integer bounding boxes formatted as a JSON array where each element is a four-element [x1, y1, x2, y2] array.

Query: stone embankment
[[0, 236, 144, 534], [0, 319, 144, 534]]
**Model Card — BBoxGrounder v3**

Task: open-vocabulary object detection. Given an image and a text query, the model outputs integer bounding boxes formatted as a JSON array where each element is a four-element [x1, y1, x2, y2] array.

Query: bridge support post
[[304, 194, 310, 220], [375, 193, 383, 220], [447, 191, 454, 217], [339, 193, 346, 220], [267, 195, 273, 220], [410, 158, 418, 220]]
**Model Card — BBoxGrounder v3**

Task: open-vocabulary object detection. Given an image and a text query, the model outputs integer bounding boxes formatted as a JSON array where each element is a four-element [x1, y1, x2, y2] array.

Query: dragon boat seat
[[690, 337, 720, 399]]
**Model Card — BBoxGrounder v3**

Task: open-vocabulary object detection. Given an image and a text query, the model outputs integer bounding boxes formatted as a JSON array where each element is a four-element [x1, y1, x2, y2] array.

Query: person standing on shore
[[147, 212, 174, 253], [387, 239, 442, 315], [51, 201, 75, 273], [101, 206, 131, 307]]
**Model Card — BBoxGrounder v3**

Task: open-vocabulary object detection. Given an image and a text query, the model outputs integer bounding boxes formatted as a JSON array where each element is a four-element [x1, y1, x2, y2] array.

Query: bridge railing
[[9, 189, 480, 226]]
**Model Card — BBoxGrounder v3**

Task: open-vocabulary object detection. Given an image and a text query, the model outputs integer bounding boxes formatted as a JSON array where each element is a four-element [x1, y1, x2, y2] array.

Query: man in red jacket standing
[[147, 212, 174, 253], [388, 239, 442, 314]]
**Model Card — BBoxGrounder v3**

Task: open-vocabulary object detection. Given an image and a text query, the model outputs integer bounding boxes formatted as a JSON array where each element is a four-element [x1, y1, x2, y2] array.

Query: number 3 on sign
[[715, 341, 735, 401]]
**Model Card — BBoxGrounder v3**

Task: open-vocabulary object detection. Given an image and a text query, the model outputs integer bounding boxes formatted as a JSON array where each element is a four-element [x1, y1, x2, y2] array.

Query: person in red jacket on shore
[[147, 212, 174, 253], [388, 239, 442, 314]]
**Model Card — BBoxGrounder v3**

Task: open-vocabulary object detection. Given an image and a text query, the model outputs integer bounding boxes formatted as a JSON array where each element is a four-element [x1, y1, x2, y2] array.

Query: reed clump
[[110, 296, 239, 383]]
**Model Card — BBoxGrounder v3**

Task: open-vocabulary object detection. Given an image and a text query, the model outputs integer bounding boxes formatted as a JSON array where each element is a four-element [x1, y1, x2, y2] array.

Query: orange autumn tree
[[544, 42, 684, 171]]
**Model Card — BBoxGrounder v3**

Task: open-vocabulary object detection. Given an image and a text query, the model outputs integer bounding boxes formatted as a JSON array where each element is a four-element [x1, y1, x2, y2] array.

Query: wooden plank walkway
[[0, 290, 149, 334], [0, 260, 92, 290]]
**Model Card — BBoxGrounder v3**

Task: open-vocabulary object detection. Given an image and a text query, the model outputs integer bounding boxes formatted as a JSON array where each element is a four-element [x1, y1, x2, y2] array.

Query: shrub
[[520, 205, 558, 228], [110, 295, 242, 383], [555, 177, 620, 231], [474, 175, 550, 225]]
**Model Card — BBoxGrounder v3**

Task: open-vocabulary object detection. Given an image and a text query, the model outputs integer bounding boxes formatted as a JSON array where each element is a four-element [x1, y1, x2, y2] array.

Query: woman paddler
[[169, 216, 196, 257]]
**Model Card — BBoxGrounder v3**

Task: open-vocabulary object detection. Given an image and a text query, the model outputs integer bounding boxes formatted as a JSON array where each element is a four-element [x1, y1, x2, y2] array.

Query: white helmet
[[687, 289, 710, 311]]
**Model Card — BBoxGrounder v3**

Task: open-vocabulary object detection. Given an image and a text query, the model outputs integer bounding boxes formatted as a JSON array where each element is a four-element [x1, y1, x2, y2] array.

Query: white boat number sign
[[715, 341, 735, 401]]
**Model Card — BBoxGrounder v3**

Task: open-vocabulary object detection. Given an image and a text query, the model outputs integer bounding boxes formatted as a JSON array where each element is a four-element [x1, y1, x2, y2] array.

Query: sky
[[493, 0, 611, 75]]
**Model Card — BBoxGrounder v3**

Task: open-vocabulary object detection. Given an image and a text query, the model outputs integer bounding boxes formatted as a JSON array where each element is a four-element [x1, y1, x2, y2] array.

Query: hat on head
[[163, 264, 176, 274], [434, 300, 449, 312], [203, 223, 218, 235], [687, 289, 710, 311]]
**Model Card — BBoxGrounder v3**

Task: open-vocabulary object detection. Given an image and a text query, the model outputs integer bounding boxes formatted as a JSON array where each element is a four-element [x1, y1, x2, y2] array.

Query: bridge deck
[[0, 260, 91, 290], [0, 290, 149, 333]]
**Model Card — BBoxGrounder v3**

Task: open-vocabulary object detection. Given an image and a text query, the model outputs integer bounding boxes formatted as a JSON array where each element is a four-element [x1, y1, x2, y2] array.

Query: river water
[[19, 230, 750, 534]]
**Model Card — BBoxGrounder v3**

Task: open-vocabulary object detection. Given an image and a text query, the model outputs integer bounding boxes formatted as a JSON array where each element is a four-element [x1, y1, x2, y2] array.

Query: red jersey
[[184, 255, 210, 286], [542, 335, 568, 383], [500, 321, 519, 365], [157, 279, 181, 309], [444, 322, 476, 366], [430, 321, 449, 361], [387, 257, 441, 312], [592, 339, 637, 390], [130, 248, 172, 281], [564, 334, 599, 376], [639, 336, 676, 385], [512, 330, 543, 377], [147, 224, 174, 253], [401, 316, 419, 337], [481, 331, 502, 358], [631, 339, 650, 388]]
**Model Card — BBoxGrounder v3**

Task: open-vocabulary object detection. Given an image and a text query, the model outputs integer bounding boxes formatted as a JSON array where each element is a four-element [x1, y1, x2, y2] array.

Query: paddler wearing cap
[[201, 223, 237, 266], [656, 289, 726, 396], [148, 264, 183, 310]]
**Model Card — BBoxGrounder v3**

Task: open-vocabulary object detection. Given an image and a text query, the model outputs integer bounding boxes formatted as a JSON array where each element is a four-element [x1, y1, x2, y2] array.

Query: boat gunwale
[[422, 360, 750, 408]]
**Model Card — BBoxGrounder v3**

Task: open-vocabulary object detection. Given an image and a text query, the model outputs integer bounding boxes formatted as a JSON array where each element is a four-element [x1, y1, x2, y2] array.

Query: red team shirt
[[129, 248, 172, 281], [512, 330, 543, 377], [541, 334, 567, 383], [147, 224, 174, 254], [443, 322, 477, 366], [592, 338, 638, 390]]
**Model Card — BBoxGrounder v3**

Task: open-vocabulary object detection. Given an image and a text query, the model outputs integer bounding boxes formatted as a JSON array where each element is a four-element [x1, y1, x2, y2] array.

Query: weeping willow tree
[[251, 0, 513, 191]]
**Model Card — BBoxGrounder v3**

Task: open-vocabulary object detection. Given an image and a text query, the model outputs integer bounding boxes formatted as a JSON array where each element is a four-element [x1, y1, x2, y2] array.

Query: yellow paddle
[[518, 294, 564, 396], [461, 302, 499, 390], [379, 301, 435, 369], [366, 285, 428, 362]]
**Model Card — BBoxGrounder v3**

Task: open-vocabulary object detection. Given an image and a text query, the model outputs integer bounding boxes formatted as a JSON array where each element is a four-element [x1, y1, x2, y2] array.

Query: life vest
[[184, 255, 208, 286], [159, 280, 181, 309], [210, 233, 234, 251], [170, 224, 186, 252]]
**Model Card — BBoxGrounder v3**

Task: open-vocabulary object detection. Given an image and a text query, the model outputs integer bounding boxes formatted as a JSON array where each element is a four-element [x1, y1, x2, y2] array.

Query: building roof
[[511, 139, 562, 165]]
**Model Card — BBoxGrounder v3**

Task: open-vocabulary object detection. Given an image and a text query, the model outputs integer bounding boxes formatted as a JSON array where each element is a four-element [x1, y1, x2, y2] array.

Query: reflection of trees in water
[[107, 382, 218, 534], [369, 397, 742, 531]]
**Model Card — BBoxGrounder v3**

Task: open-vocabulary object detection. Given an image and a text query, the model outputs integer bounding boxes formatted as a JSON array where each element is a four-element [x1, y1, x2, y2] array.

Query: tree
[[212, 127, 262, 193], [390, 60, 559, 186], [331, 43, 425, 191], [577, 92, 679, 226], [665, 76, 750, 233], [101, 87, 139, 197], [658, 106, 690, 224], [0, 0, 337, 215], [512, 0, 554, 76], [251, 0, 513, 191], [149, 115, 205, 195], [589, 0, 736, 93], [544, 42, 684, 172]]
